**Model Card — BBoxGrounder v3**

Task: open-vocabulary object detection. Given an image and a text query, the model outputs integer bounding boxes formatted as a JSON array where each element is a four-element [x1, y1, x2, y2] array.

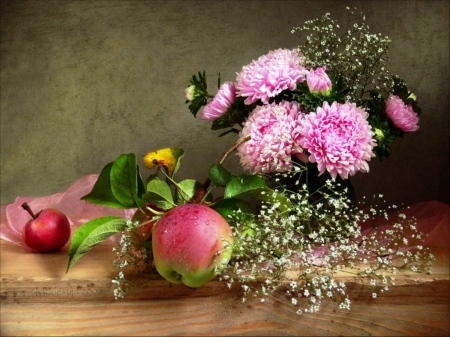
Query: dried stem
[[190, 135, 251, 203], [218, 135, 251, 165]]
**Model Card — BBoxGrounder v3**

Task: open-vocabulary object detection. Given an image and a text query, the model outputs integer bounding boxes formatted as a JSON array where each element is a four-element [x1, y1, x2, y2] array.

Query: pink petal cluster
[[235, 49, 308, 105], [200, 82, 236, 121], [299, 101, 376, 180], [238, 101, 304, 173], [385, 94, 419, 132], [307, 66, 332, 94]]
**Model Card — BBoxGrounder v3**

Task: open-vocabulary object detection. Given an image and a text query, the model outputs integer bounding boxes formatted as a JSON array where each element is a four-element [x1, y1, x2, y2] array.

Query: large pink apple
[[152, 203, 234, 288], [21, 203, 71, 252]]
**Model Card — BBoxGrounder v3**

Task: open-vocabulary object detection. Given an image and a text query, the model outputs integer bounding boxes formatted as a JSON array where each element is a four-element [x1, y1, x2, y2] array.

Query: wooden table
[[1, 225, 449, 336]]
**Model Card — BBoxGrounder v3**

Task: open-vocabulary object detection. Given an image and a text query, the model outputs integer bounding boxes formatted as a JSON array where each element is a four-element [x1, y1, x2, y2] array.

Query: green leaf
[[211, 198, 255, 220], [145, 173, 160, 185], [67, 216, 127, 272], [224, 175, 291, 211], [208, 164, 234, 187], [224, 175, 268, 199], [136, 165, 146, 201], [81, 162, 129, 209], [236, 187, 292, 212], [170, 148, 185, 177], [143, 179, 176, 210], [187, 71, 209, 117], [110, 153, 145, 208], [174, 179, 203, 204]]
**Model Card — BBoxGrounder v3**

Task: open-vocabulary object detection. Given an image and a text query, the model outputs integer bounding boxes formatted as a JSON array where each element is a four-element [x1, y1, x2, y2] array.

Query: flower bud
[[374, 128, 384, 141], [184, 85, 197, 102], [406, 92, 416, 101], [306, 66, 332, 94]]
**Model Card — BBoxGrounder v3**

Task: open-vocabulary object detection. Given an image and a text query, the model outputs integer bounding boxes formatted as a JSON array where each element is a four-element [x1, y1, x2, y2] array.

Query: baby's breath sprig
[[292, 7, 392, 106], [111, 220, 158, 299], [219, 173, 434, 314]]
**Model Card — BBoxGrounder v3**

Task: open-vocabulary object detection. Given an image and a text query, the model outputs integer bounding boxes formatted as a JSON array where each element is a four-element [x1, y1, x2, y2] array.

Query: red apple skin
[[152, 204, 234, 288], [130, 202, 164, 244], [22, 209, 71, 252]]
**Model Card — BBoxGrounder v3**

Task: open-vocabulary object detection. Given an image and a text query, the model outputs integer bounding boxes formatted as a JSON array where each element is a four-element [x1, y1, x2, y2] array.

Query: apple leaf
[[143, 179, 176, 210], [81, 162, 130, 209], [174, 179, 203, 204], [67, 216, 127, 272], [224, 175, 268, 199], [233, 187, 292, 212], [136, 165, 146, 203], [110, 153, 146, 208], [170, 148, 185, 177], [224, 175, 291, 211], [212, 197, 255, 220], [208, 163, 234, 187]]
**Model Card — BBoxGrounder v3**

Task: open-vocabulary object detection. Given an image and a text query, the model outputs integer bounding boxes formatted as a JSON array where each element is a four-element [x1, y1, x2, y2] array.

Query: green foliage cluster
[[67, 149, 290, 272], [185, 71, 210, 118]]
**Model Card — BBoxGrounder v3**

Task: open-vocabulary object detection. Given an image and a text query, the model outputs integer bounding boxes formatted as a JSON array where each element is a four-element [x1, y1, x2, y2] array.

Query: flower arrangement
[[66, 8, 432, 314]]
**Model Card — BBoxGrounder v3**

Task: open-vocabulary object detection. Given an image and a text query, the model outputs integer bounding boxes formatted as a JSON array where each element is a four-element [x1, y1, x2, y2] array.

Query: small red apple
[[21, 202, 71, 252], [152, 203, 234, 288], [130, 202, 164, 244]]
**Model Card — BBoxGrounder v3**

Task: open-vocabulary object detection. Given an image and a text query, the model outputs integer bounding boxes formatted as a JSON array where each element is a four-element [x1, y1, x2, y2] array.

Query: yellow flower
[[144, 148, 178, 177]]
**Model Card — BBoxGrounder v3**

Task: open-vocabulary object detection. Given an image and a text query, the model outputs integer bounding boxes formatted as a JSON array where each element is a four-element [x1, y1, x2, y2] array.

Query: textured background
[[1, 0, 449, 206]]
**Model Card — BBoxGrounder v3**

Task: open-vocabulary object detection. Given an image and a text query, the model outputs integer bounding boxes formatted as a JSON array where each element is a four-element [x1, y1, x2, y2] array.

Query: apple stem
[[21, 202, 37, 219]]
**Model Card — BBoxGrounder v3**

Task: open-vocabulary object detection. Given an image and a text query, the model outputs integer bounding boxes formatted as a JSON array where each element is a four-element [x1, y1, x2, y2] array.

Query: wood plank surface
[[1, 239, 449, 336]]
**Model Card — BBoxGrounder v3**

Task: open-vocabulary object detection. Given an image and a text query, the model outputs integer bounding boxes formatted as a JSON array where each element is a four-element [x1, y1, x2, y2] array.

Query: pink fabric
[[1, 175, 448, 250], [1, 174, 134, 249], [359, 200, 449, 248]]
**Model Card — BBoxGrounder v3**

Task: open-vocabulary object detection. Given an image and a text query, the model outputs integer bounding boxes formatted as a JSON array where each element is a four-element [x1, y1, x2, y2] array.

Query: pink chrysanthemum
[[299, 101, 376, 180], [200, 82, 236, 121], [235, 49, 308, 105], [385, 94, 419, 132], [307, 66, 332, 94], [238, 101, 305, 173]]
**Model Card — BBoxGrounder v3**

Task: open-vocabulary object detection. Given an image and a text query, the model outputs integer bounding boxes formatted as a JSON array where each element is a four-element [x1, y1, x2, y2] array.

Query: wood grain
[[1, 240, 448, 336]]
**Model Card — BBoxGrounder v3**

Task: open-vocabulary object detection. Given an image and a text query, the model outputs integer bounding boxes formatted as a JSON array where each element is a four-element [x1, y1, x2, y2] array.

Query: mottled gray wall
[[1, 0, 449, 206]]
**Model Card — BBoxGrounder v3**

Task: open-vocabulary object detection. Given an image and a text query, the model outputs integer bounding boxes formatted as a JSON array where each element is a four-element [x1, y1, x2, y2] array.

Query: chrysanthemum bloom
[[385, 94, 419, 132], [307, 66, 332, 94], [299, 101, 376, 180], [200, 82, 236, 121], [238, 101, 305, 173], [236, 49, 308, 105]]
